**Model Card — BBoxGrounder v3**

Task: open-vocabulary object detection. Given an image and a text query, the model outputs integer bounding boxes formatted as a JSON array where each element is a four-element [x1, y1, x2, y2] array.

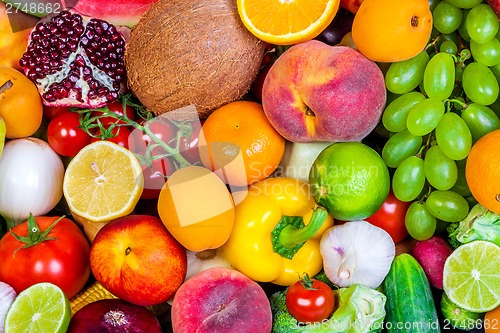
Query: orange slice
[[63, 141, 143, 222], [237, 0, 340, 45]]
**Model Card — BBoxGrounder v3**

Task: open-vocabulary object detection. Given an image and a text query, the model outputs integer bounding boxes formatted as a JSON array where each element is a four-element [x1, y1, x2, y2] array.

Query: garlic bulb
[[320, 221, 395, 289]]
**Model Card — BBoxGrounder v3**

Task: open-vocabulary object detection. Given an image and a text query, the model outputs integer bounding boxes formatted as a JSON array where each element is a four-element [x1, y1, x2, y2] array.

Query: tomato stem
[[9, 214, 63, 254]]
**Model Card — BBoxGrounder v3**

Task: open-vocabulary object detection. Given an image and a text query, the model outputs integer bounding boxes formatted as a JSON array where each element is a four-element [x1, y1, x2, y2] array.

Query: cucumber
[[383, 253, 441, 333]]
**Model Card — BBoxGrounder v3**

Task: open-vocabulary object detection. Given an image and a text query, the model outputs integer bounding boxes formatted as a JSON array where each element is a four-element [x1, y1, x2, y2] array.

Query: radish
[[410, 236, 454, 289]]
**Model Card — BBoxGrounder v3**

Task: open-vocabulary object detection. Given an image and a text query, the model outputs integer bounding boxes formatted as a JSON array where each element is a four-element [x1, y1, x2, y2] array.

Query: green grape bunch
[[379, 0, 500, 241]]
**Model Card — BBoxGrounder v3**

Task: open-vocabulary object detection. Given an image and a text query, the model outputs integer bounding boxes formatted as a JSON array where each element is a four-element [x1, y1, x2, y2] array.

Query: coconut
[[125, 0, 265, 118]]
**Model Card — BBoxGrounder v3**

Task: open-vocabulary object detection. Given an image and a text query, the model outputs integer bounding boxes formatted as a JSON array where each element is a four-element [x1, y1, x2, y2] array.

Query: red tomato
[[365, 190, 411, 243], [0, 216, 91, 299], [47, 110, 92, 157], [91, 100, 137, 127], [129, 118, 202, 166], [128, 119, 176, 155], [141, 158, 176, 200], [90, 126, 131, 149], [285, 275, 335, 324], [178, 120, 202, 165]]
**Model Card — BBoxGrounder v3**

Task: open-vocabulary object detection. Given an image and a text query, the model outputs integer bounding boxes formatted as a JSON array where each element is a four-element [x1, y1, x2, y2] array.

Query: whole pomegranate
[[20, 10, 126, 108]]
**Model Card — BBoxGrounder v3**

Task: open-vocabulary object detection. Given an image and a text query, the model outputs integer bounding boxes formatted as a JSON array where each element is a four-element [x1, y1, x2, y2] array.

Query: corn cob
[[69, 281, 118, 316], [69, 281, 171, 317]]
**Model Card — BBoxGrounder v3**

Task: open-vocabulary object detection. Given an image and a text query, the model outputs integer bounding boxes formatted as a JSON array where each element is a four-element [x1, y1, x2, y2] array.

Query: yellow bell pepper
[[220, 177, 334, 286]]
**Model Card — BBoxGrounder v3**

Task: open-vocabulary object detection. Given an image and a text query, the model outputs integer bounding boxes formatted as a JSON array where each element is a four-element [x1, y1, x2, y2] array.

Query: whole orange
[[0, 67, 43, 138], [351, 0, 433, 62], [466, 129, 500, 214], [485, 305, 500, 333], [199, 100, 285, 186]]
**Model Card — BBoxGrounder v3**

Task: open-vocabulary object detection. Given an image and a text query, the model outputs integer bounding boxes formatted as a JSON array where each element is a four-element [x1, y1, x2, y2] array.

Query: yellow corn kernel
[[69, 281, 118, 316]]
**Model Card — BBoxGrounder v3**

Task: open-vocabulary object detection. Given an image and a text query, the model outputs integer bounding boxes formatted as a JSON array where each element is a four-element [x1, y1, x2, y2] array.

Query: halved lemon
[[237, 0, 340, 45], [63, 141, 143, 222]]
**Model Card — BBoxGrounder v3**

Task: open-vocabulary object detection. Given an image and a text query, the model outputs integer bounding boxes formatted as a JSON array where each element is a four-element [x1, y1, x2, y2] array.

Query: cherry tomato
[[90, 126, 131, 149], [141, 158, 176, 200], [91, 100, 137, 127], [365, 190, 411, 243], [0, 215, 91, 299], [128, 119, 176, 155], [129, 118, 202, 166], [47, 110, 92, 157], [178, 120, 202, 165], [285, 274, 335, 324]]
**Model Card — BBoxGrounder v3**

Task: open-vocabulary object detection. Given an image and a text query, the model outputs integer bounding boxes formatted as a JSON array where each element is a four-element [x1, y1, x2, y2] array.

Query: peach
[[171, 267, 272, 333], [0, 3, 38, 70], [262, 40, 386, 143]]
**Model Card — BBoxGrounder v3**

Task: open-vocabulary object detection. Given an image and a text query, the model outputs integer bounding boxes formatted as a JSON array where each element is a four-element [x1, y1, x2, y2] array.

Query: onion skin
[[0, 281, 16, 333], [67, 299, 162, 333]]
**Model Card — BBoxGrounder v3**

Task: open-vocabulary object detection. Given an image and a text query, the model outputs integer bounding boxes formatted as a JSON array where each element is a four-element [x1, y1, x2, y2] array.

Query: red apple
[[90, 215, 187, 307], [171, 267, 272, 333], [262, 40, 386, 143]]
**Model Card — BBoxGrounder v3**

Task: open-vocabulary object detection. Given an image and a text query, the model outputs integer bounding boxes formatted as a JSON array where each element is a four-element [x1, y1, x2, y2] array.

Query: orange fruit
[[466, 129, 500, 214], [351, 0, 433, 62], [157, 165, 235, 252], [199, 100, 285, 187], [485, 305, 500, 333], [237, 0, 340, 45], [0, 67, 43, 138]]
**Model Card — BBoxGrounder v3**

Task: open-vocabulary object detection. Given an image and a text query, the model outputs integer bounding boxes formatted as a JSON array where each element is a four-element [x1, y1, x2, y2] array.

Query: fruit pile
[[0, 0, 499, 332]]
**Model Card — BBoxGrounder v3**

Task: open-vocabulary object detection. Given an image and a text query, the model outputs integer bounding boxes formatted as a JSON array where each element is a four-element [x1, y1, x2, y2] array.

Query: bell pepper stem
[[271, 206, 328, 260], [279, 206, 328, 248]]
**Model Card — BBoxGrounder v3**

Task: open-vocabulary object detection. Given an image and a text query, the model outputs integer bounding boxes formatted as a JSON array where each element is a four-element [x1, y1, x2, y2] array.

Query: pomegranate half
[[20, 10, 126, 108]]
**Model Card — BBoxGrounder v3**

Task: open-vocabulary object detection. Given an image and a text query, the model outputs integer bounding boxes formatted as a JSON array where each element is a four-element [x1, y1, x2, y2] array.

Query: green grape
[[385, 51, 430, 94], [489, 61, 500, 85], [405, 201, 437, 241], [423, 52, 456, 101], [461, 103, 500, 141], [470, 37, 500, 66], [407, 97, 445, 136], [425, 190, 470, 222], [392, 156, 426, 202], [440, 40, 459, 54], [451, 158, 472, 197], [435, 112, 472, 160], [433, 1, 463, 34], [424, 145, 458, 190], [444, 0, 483, 9], [458, 9, 471, 41], [465, 4, 499, 44], [382, 91, 426, 132], [462, 61, 499, 105], [382, 129, 423, 168]]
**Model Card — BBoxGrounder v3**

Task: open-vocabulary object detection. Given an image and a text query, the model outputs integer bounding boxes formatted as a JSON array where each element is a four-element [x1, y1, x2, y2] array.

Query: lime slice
[[443, 240, 500, 312], [4, 282, 71, 333]]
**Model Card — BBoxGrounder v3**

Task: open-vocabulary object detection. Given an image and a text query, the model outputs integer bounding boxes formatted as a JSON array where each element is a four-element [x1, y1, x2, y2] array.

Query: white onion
[[0, 281, 17, 333], [185, 249, 232, 281], [320, 221, 395, 289], [278, 141, 332, 182], [0, 138, 64, 229]]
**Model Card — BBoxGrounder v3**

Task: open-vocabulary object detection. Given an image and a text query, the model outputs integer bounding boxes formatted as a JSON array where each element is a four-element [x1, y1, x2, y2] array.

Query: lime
[[443, 240, 500, 313], [309, 142, 390, 221], [4, 282, 71, 333]]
